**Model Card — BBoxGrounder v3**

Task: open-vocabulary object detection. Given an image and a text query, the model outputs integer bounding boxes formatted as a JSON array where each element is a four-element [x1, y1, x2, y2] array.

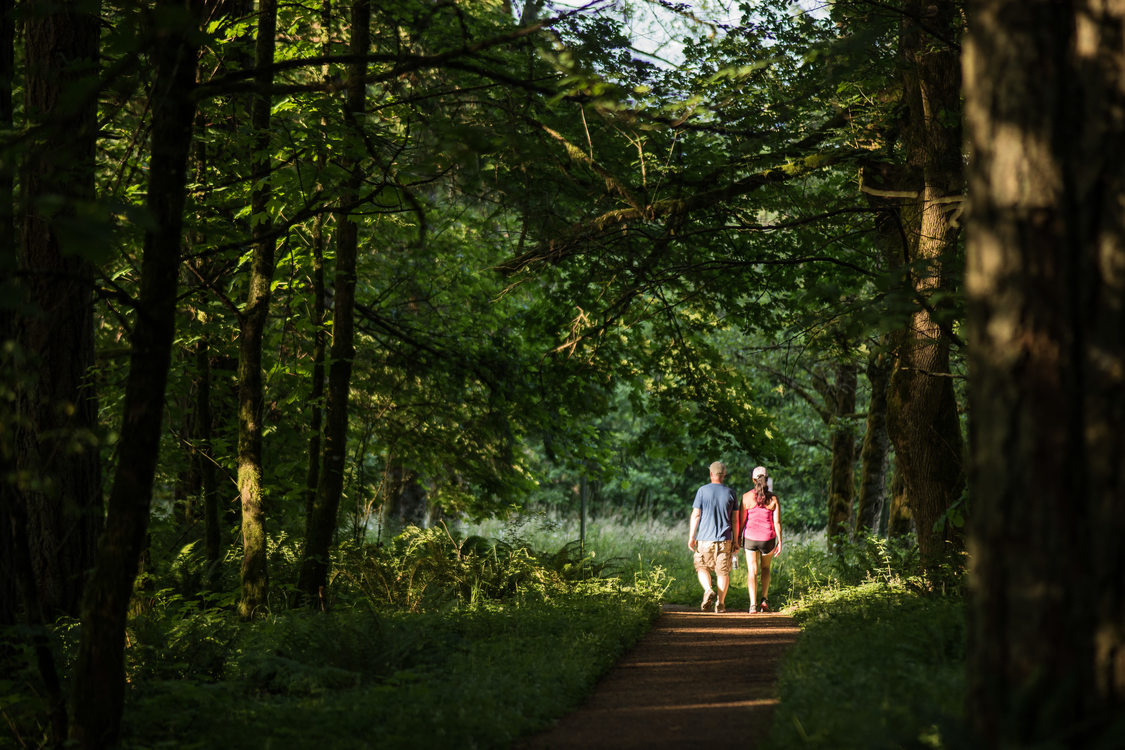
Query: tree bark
[[236, 0, 278, 619], [0, 0, 18, 628], [68, 0, 201, 743], [15, 0, 102, 619], [186, 0, 247, 586], [885, 465, 912, 539], [304, 0, 332, 534], [0, 0, 12, 270], [195, 337, 221, 582], [378, 460, 408, 541], [304, 215, 327, 531], [298, 0, 369, 603], [854, 347, 891, 535], [884, 0, 966, 572], [964, 0, 1125, 744]]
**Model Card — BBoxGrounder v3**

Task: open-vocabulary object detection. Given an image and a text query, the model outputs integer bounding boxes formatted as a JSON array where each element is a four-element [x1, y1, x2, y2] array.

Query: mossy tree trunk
[[237, 0, 278, 619], [884, 0, 966, 572]]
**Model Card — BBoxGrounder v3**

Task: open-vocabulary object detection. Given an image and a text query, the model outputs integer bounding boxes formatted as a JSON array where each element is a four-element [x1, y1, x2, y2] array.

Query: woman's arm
[[772, 498, 783, 556]]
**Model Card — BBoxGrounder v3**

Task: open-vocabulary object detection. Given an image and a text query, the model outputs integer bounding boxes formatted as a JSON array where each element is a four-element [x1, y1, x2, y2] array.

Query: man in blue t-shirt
[[688, 460, 739, 613]]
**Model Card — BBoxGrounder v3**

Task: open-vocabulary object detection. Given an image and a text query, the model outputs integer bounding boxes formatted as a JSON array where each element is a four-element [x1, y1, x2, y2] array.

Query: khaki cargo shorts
[[693, 540, 733, 574]]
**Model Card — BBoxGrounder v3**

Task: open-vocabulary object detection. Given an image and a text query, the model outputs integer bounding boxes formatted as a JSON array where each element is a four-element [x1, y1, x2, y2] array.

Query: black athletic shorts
[[743, 537, 776, 554]]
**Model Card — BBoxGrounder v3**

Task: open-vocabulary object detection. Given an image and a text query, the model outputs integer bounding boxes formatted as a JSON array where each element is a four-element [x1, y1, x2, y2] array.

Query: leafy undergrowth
[[3, 523, 666, 749], [768, 581, 967, 749], [119, 591, 660, 749]]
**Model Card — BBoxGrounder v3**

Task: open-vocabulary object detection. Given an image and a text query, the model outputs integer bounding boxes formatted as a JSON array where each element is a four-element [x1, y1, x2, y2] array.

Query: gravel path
[[518, 604, 800, 749]]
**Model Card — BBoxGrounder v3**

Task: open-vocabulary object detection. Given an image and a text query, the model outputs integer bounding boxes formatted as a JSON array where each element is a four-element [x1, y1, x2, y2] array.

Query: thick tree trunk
[[854, 348, 891, 535], [298, 0, 369, 603], [15, 0, 102, 619], [1, 4, 69, 738], [237, 0, 278, 619], [68, 1, 200, 743], [964, 1, 1125, 744], [884, 0, 966, 572], [824, 362, 857, 542]]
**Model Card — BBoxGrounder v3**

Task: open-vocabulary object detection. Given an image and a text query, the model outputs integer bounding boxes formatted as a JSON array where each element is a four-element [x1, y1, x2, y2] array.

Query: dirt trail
[[519, 605, 800, 749]]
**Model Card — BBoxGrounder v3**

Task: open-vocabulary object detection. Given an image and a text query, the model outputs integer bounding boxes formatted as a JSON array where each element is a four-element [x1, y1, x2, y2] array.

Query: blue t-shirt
[[692, 482, 737, 541]]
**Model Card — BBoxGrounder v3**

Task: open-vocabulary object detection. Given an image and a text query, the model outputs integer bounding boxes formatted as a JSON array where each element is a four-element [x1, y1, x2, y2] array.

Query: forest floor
[[518, 603, 800, 749]]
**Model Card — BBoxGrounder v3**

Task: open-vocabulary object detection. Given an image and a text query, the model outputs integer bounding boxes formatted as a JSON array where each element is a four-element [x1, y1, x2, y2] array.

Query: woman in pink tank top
[[737, 466, 783, 613]]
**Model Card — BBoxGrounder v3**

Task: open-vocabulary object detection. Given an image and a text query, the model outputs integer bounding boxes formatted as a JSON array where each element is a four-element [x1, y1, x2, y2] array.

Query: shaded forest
[[1, 0, 1122, 747]]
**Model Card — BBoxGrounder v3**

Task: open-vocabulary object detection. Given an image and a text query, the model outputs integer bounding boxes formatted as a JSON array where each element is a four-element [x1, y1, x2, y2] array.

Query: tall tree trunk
[[304, 0, 332, 532], [0, 3, 66, 738], [15, 0, 102, 620], [187, 0, 246, 585], [304, 216, 327, 530], [854, 347, 891, 535], [237, 0, 278, 619], [964, 1, 1125, 744], [824, 362, 857, 542], [0, 0, 12, 280], [68, 1, 201, 743], [174, 345, 200, 522], [378, 460, 406, 541], [298, 0, 369, 603], [0, 0, 18, 628], [885, 0, 966, 572], [195, 337, 221, 582]]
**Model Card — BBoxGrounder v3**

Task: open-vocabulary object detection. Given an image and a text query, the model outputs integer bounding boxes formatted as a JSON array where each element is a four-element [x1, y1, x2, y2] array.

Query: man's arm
[[730, 494, 740, 551], [688, 507, 701, 551]]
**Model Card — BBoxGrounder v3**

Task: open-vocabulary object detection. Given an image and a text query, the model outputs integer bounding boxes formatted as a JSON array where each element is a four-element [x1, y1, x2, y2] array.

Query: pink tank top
[[742, 497, 775, 541]]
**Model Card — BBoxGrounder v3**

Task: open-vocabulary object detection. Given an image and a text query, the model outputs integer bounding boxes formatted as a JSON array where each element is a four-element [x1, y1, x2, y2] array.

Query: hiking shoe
[[715, 601, 726, 614], [759, 600, 770, 613], [701, 591, 717, 611], [749, 603, 759, 614]]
